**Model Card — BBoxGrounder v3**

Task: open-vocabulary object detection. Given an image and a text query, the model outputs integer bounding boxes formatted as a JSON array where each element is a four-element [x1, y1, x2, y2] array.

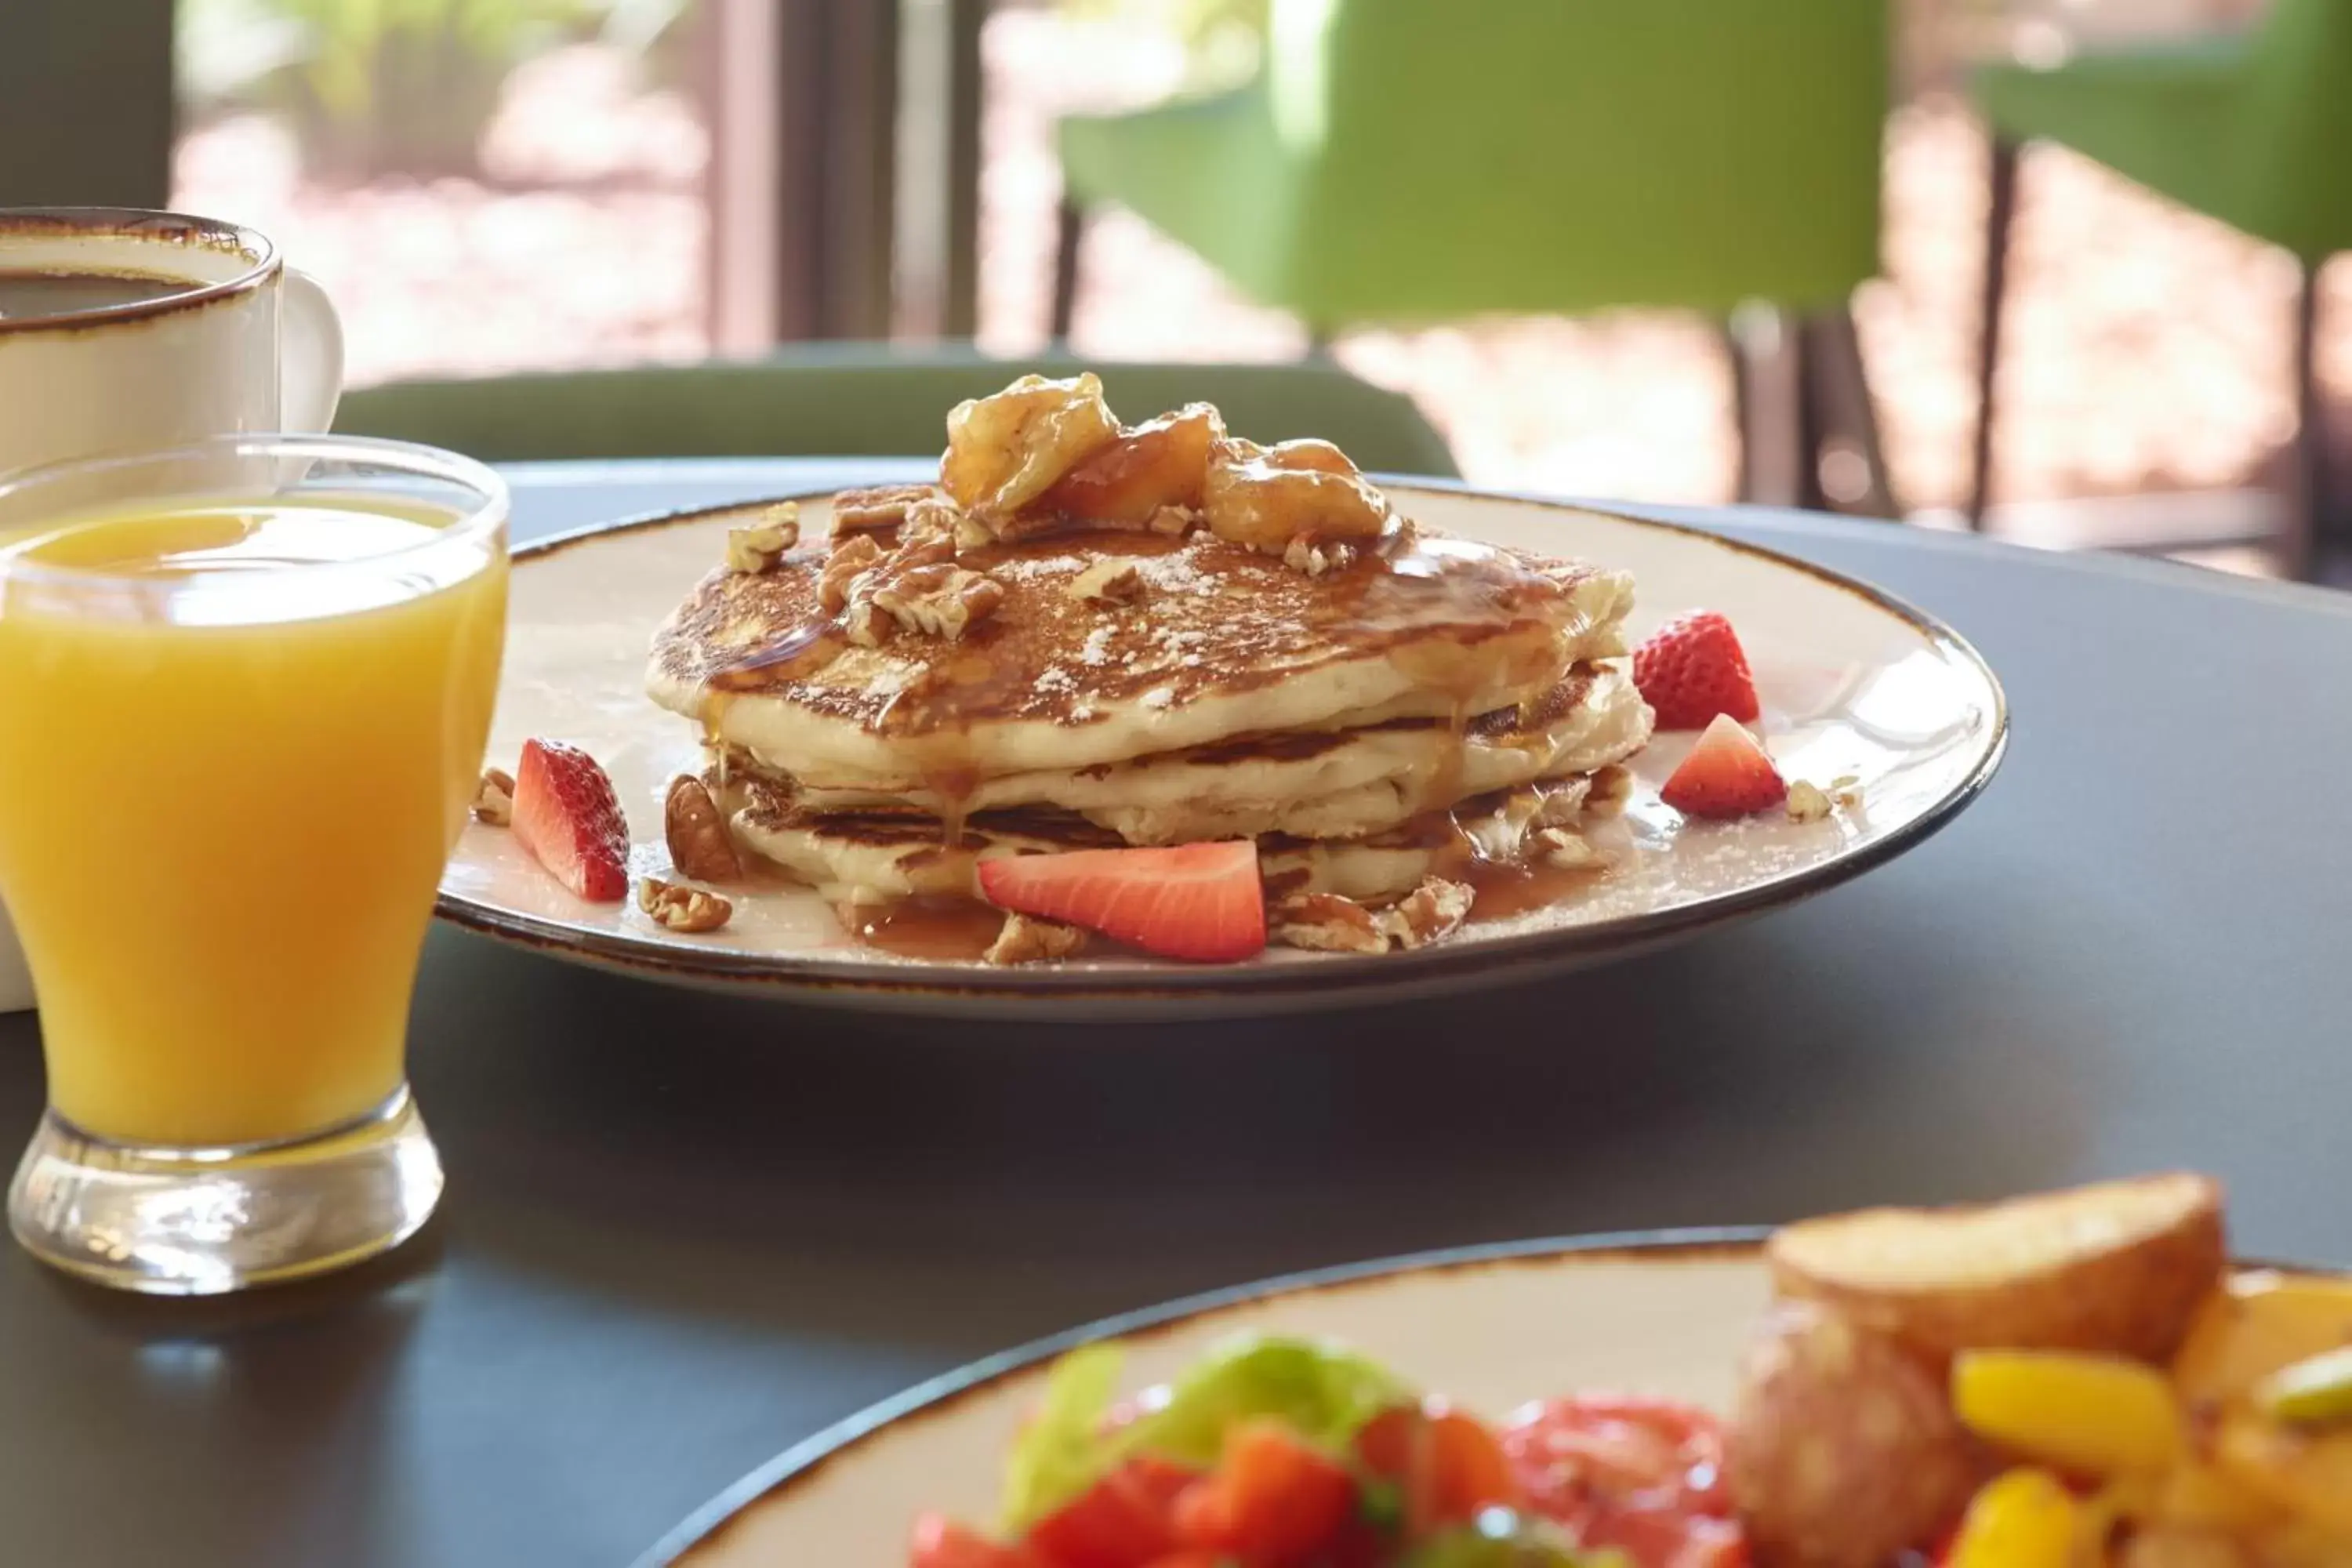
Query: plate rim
[[444, 485, 2011, 1000], [633, 1224, 1773, 1568]]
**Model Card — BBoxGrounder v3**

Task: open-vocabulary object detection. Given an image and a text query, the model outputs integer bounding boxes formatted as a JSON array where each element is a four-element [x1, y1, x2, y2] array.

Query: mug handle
[[280, 267, 346, 434]]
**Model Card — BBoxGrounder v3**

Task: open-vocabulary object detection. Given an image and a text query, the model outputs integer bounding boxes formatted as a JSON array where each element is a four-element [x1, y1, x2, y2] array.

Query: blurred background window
[[157, 0, 2343, 575], [172, 0, 712, 383]]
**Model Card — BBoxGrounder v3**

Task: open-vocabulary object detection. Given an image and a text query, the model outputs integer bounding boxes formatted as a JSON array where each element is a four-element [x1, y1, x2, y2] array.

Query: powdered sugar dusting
[[1133, 552, 1215, 595]]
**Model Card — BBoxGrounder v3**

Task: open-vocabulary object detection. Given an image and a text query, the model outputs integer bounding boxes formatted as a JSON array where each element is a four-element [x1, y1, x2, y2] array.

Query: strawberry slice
[[1661, 713, 1787, 819], [1633, 610, 1760, 730], [976, 841, 1265, 962], [511, 739, 630, 902]]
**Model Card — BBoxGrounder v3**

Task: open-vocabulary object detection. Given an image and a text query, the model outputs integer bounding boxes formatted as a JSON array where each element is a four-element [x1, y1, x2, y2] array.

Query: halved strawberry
[[976, 841, 1265, 962], [1661, 713, 1786, 819], [511, 739, 630, 902], [1633, 610, 1760, 730]]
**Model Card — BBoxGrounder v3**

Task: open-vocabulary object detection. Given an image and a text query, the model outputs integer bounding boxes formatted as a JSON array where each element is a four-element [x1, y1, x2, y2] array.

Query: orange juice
[[0, 498, 506, 1147]]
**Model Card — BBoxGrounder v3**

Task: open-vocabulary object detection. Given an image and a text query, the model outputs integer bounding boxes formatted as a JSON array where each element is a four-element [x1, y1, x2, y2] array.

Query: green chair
[[1053, 1, 1893, 514], [335, 343, 1458, 476], [1970, 0, 2352, 571]]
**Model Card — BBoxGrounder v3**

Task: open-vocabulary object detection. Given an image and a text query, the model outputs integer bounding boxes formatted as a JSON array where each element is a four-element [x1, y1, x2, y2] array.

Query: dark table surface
[[5, 458, 2350, 1567]]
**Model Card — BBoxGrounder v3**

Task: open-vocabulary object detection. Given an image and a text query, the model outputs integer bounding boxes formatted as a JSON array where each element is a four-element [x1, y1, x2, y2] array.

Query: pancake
[[719, 770, 1628, 908], [641, 375, 1660, 959], [648, 505, 1635, 791], [735, 663, 1652, 845]]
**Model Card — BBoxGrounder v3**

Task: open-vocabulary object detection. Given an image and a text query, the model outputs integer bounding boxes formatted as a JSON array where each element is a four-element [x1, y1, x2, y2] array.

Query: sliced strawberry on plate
[[976, 841, 1265, 963], [1661, 713, 1787, 819], [1633, 610, 1760, 730], [511, 738, 630, 902]]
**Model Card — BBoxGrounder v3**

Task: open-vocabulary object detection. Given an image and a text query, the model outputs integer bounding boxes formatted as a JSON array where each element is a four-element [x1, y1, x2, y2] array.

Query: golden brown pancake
[[646, 501, 1636, 791]]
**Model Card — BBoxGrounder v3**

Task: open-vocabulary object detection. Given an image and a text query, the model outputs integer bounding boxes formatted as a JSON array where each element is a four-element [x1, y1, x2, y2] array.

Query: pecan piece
[[831, 484, 932, 534], [1269, 891, 1387, 955], [1584, 764, 1634, 818], [472, 767, 515, 826], [638, 877, 732, 934], [869, 564, 1004, 641], [725, 502, 799, 573], [983, 913, 1089, 966], [1534, 827, 1599, 869], [818, 532, 886, 612], [665, 774, 742, 881], [1377, 877, 1474, 950], [1068, 558, 1145, 606]]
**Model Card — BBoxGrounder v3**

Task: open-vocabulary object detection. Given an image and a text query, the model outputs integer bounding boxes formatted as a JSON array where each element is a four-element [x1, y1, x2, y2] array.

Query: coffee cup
[[0, 208, 344, 1014]]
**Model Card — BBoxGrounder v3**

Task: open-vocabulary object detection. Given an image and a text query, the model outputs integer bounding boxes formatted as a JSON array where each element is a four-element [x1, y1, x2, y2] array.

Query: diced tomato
[[1173, 1419, 1359, 1566], [1500, 1396, 1744, 1568], [911, 1512, 1040, 1568], [1354, 1400, 1522, 1535], [1026, 1457, 1200, 1568], [1136, 1556, 1226, 1568]]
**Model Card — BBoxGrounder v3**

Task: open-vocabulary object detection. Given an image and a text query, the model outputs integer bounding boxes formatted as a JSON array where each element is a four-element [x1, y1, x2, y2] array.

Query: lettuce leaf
[[998, 1334, 1412, 1533], [1109, 1335, 1411, 1467], [1000, 1342, 1125, 1534]]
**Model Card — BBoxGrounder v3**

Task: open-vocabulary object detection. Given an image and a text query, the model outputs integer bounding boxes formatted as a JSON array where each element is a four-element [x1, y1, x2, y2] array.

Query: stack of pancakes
[[645, 490, 1652, 915]]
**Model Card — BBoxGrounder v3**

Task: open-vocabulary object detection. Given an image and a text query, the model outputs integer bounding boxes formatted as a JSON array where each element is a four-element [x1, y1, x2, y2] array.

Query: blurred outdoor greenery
[[177, 0, 693, 177]]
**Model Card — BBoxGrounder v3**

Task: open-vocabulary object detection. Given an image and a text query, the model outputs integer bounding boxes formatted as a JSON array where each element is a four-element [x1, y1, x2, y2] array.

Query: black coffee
[[0, 269, 193, 323]]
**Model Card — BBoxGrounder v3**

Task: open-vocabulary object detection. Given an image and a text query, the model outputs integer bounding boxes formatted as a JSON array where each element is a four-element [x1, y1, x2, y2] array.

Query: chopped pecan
[[842, 596, 892, 648], [983, 913, 1090, 966], [472, 767, 515, 826], [665, 774, 742, 881], [1532, 775, 1595, 828], [638, 877, 732, 934], [819, 532, 886, 612], [1282, 535, 1356, 577], [869, 564, 1004, 641], [725, 502, 799, 572], [1269, 891, 1388, 955], [1378, 877, 1474, 950], [1068, 558, 1145, 606], [1584, 764, 1634, 818], [1534, 827, 1599, 869], [831, 484, 932, 534]]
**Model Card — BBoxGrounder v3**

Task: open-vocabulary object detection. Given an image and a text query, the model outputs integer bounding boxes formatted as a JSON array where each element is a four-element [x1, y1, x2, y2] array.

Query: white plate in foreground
[[437, 487, 2005, 1014], [642, 1234, 1771, 1567]]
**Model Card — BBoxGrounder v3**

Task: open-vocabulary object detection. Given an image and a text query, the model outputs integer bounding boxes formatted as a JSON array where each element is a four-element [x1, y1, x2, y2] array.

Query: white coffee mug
[[0, 208, 345, 1014]]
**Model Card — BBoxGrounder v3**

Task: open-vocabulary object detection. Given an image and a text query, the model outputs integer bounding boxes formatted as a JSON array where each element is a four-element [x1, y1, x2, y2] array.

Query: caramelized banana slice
[[941, 372, 1121, 521], [1202, 435, 1391, 557]]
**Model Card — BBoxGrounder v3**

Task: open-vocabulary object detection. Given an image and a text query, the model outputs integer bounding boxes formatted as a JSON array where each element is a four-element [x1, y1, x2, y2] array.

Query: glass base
[[6, 1086, 442, 1295]]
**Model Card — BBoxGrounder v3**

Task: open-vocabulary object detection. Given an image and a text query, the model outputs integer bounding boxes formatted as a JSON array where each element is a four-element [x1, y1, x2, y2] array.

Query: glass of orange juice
[[0, 434, 507, 1294]]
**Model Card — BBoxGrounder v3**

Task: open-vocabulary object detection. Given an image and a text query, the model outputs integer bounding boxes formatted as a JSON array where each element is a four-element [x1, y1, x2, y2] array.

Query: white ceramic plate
[[437, 487, 2005, 1014], [642, 1233, 1771, 1568]]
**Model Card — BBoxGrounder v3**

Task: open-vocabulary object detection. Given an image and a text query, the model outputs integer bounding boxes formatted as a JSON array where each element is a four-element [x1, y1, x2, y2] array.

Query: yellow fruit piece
[[2259, 1344, 2352, 1427], [1946, 1469, 2079, 1568], [2173, 1273, 2352, 1411], [1954, 1348, 2184, 1475], [2149, 1458, 2280, 1534], [2212, 1408, 2352, 1535]]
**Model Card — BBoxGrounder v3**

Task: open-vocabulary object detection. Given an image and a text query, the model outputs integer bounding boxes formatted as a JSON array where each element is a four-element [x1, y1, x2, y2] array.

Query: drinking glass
[[0, 434, 508, 1294]]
